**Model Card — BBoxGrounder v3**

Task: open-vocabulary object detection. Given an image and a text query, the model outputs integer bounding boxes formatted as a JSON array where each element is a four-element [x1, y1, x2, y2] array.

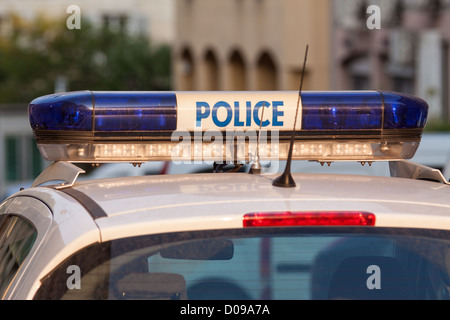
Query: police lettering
[[196, 100, 284, 127]]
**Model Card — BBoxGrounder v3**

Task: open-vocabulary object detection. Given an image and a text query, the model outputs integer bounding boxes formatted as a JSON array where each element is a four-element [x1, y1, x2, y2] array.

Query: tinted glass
[[0, 215, 37, 296], [35, 227, 450, 300]]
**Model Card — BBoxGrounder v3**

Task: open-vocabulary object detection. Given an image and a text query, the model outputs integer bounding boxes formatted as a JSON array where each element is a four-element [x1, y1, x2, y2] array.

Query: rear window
[[35, 227, 450, 300]]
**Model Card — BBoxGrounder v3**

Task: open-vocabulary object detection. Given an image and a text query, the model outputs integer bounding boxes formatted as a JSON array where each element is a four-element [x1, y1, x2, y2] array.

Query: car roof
[[20, 171, 450, 241]]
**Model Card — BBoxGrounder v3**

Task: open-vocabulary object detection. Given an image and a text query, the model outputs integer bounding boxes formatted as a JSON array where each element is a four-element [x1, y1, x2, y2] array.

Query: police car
[[1, 90, 450, 301]]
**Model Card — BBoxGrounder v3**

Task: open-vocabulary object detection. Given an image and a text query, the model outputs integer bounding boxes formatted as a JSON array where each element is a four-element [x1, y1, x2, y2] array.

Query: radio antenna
[[272, 44, 308, 188], [249, 102, 266, 174]]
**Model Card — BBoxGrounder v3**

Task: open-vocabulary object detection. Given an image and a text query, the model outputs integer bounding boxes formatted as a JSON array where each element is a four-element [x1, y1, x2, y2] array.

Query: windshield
[[34, 227, 450, 300]]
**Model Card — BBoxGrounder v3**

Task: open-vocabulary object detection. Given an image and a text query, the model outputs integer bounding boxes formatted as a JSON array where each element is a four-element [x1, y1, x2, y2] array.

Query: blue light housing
[[29, 91, 94, 131], [301, 91, 428, 131], [301, 91, 382, 130], [29, 90, 428, 163], [93, 92, 177, 131], [29, 91, 177, 132], [382, 91, 428, 129]]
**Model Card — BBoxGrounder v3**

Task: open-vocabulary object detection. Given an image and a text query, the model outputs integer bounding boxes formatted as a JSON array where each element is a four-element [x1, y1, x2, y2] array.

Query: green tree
[[0, 14, 172, 103]]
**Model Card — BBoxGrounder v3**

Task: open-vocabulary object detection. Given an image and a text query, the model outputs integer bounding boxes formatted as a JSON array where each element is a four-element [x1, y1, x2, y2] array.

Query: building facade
[[331, 0, 450, 122], [173, 0, 332, 92]]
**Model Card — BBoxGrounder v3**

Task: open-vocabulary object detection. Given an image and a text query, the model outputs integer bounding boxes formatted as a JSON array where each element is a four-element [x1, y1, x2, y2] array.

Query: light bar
[[243, 211, 376, 227], [29, 90, 428, 163]]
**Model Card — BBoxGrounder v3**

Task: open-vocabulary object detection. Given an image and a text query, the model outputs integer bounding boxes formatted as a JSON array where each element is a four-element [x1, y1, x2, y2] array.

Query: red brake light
[[243, 211, 376, 227]]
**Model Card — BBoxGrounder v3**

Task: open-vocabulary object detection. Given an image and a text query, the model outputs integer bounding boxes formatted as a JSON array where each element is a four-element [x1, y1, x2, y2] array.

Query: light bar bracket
[[389, 160, 450, 185], [28, 160, 450, 188], [31, 161, 85, 189]]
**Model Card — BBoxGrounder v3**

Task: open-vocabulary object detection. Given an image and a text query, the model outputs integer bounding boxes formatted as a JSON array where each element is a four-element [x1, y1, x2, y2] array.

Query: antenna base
[[249, 161, 262, 175], [272, 172, 296, 188]]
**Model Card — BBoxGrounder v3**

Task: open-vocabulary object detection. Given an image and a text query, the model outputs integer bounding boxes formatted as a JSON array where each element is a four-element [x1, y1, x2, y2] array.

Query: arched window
[[203, 49, 219, 90], [228, 50, 247, 90], [256, 51, 278, 90], [180, 47, 195, 90]]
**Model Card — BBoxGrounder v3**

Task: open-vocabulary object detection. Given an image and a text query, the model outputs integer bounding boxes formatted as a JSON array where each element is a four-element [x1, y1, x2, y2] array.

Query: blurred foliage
[[0, 14, 171, 103], [424, 119, 450, 132]]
